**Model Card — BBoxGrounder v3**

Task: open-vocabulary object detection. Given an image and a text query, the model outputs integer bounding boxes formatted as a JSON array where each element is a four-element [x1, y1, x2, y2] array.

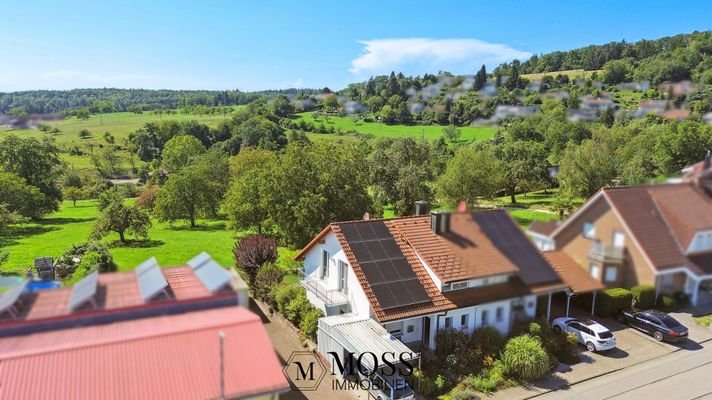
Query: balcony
[[588, 242, 626, 264], [299, 268, 349, 307]]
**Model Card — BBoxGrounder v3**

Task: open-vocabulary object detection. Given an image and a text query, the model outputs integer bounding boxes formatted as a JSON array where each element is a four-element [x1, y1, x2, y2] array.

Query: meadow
[[521, 69, 601, 81], [294, 112, 497, 142]]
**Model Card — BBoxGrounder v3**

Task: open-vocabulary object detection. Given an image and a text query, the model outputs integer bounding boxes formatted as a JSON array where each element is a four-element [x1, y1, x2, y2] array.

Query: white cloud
[[281, 78, 304, 89], [39, 70, 155, 83], [349, 38, 531, 75]]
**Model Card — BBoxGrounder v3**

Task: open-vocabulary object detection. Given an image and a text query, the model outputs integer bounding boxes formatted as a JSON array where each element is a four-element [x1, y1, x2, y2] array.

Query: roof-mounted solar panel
[[194, 260, 231, 293], [135, 257, 159, 275], [136, 265, 168, 301], [187, 252, 212, 270], [0, 279, 29, 319], [69, 270, 99, 311]]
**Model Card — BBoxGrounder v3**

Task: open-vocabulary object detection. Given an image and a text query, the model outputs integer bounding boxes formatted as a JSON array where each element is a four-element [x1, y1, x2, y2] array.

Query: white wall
[[302, 231, 371, 318], [436, 298, 514, 336]]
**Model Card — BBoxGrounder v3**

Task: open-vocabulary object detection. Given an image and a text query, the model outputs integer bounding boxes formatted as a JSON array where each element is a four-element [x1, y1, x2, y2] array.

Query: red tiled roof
[[528, 220, 560, 236], [543, 251, 604, 294], [0, 307, 289, 400]]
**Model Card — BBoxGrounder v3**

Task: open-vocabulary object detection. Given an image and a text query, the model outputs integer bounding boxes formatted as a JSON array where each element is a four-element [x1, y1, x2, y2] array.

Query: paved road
[[538, 341, 712, 400]]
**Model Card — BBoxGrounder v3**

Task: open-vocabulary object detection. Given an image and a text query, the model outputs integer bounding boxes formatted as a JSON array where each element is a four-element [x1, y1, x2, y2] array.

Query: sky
[[1, 0, 711, 92]]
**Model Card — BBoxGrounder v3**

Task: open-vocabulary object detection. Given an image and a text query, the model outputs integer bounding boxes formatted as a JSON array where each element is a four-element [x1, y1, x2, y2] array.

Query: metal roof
[[320, 314, 418, 370], [0, 307, 290, 400]]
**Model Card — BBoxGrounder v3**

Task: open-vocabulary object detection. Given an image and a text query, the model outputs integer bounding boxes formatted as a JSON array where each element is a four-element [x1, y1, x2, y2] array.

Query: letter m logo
[[294, 361, 315, 381]]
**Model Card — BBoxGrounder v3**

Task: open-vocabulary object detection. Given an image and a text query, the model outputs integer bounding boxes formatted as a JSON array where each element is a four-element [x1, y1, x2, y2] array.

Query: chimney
[[431, 211, 451, 235], [415, 201, 429, 216]]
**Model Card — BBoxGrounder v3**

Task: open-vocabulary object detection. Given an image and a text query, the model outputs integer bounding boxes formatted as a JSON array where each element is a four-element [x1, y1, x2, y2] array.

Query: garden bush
[[657, 294, 678, 311], [411, 369, 447, 399], [271, 283, 303, 315], [470, 326, 506, 359], [631, 285, 656, 309], [252, 262, 284, 303], [596, 288, 632, 317], [284, 290, 310, 325], [233, 235, 277, 286], [501, 335, 549, 381], [299, 307, 324, 341], [55, 241, 115, 279]]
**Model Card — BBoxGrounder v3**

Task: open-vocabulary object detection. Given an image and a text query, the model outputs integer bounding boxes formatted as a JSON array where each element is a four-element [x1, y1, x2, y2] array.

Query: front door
[[423, 316, 431, 347]]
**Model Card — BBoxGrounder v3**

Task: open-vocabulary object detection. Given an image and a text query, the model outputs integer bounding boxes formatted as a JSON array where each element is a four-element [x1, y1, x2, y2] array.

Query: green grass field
[[294, 113, 497, 142], [521, 69, 601, 81], [612, 90, 644, 110], [0, 199, 250, 274]]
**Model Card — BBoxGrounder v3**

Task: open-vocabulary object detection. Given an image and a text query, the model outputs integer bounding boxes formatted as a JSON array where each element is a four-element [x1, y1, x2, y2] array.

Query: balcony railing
[[588, 242, 626, 263], [299, 268, 349, 306]]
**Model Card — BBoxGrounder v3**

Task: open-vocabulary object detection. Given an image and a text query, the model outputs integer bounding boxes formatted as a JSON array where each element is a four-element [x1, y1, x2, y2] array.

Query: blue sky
[[1, 0, 711, 92]]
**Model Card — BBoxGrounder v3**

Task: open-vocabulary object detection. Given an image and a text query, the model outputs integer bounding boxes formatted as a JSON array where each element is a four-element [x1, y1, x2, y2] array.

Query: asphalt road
[[538, 340, 712, 400]]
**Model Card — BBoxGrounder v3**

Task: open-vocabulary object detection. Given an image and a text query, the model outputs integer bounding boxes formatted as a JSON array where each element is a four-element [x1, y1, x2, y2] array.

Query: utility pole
[[219, 331, 226, 400]]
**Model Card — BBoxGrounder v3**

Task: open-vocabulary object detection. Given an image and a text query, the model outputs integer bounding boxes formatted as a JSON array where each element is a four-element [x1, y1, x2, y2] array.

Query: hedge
[[595, 288, 632, 317], [631, 285, 656, 309], [656, 294, 678, 311]]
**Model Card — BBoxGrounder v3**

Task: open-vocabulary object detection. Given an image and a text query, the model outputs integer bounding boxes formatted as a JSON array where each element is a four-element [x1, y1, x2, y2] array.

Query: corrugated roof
[[0, 307, 289, 400]]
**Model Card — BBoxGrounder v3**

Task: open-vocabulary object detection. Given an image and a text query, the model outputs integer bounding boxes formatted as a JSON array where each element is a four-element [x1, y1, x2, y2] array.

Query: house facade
[[296, 208, 568, 351], [527, 184, 712, 306]]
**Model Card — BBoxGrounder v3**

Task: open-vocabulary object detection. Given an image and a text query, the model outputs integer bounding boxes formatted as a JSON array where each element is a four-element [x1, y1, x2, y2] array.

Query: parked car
[[551, 317, 616, 352], [616, 310, 688, 342]]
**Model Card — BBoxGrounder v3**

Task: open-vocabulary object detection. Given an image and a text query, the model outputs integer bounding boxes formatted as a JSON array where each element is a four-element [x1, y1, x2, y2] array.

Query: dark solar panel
[[473, 211, 559, 285], [339, 221, 431, 310]]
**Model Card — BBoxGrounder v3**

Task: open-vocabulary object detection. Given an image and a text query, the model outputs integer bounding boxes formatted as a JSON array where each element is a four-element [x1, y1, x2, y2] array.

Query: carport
[[544, 251, 606, 319]]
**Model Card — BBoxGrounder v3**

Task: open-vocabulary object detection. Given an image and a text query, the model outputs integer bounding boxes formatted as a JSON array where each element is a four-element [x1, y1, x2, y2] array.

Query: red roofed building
[[0, 307, 289, 400]]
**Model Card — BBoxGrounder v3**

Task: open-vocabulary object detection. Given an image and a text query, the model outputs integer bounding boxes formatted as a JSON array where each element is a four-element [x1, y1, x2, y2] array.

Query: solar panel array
[[188, 253, 231, 293], [187, 252, 212, 270], [69, 270, 99, 311], [338, 221, 430, 310], [473, 211, 560, 285], [135, 258, 169, 301], [0, 279, 29, 318]]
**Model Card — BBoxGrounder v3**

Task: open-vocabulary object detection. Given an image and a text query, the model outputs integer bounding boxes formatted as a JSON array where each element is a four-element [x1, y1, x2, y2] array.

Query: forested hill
[[0, 88, 321, 115], [495, 31, 712, 85]]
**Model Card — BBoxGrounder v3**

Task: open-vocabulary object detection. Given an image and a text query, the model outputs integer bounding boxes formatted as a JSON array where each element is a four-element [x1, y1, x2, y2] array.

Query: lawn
[[694, 314, 712, 327], [0, 109, 241, 173], [612, 89, 644, 110], [521, 69, 601, 81], [0, 199, 290, 275], [294, 112, 497, 142], [508, 208, 557, 228]]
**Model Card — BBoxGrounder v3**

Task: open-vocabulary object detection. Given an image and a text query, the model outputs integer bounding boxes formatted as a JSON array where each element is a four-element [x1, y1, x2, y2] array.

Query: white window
[[444, 317, 452, 329], [321, 250, 329, 278], [406, 324, 414, 333], [496, 307, 504, 322], [604, 266, 618, 283], [481, 310, 489, 326], [583, 222, 596, 239], [451, 281, 469, 290], [460, 314, 469, 329], [590, 264, 600, 279], [612, 231, 625, 248]]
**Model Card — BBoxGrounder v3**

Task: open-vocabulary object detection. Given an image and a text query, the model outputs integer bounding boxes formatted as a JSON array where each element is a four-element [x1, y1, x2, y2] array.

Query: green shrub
[[271, 284, 302, 315], [631, 285, 656, 309], [435, 328, 470, 360], [501, 335, 549, 381], [470, 326, 506, 358], [657, 294, 678, 311], [285, 290, 310, 325], [596, 288, 632, 317], [56, 241, 115, 280], [252, 262, 284, 303], [412, 369, 448, 398], [299, 307, 324, 342]]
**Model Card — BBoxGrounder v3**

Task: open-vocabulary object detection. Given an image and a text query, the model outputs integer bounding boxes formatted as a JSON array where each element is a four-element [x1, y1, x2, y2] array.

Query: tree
[[494, 140, 550, 203], [223, 149, 276, 234], [601, 59, 631, 84], [0, 172, 46, 218], [437, 147, 504, 206], [600, 108, 615, 128], [161, 135, 206, 172], [64, 187, 86, 207], [558, 139, 616, 197], [237, 116, 287, 151], [79, 128, 92, 139], [91, 145, 122, 178], [0, 135, 64, 213], [270, 143, 373, 247], [75, 109, 91, 120], [550, 192, 575, 220], [442, 125, 461, 142], [234, 235, 277, 286], [271, 95, 296, 118], [252, 262, 284, 302], [154, 150, 229, 227], [474, 65, 487, 91], [91, 199, 151, 243], [135, 185, 160, 211], [366, 96, 385, 113]]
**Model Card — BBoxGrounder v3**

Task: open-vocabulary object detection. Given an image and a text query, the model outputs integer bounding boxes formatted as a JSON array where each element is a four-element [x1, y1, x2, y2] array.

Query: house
[[526, 220, 560, 251], [635, 99, 667, 117], [579, 93, 616, 111], [682, 151, 712, 196], [526, 184, 712, 306], [616, 81, 651, 91], [660, 80, 696, 98], [493, 105, 539, 121], [662, 108, 691, 121], [295, 207, 577, 354], [567, 108, 600, 122], [0, 253, 289, 399]]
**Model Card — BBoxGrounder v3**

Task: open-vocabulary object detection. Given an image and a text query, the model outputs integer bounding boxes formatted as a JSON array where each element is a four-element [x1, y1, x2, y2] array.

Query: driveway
[[492, 306, 710, 400], [249, 300, 366, 400]]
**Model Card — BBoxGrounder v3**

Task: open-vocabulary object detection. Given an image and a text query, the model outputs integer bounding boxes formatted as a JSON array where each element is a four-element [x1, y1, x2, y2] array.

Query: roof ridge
[[1, 309, 258, 361]]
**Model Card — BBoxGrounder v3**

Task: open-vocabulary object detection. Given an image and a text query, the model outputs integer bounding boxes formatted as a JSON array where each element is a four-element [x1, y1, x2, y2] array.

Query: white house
[[295, 208, 569, 352]]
